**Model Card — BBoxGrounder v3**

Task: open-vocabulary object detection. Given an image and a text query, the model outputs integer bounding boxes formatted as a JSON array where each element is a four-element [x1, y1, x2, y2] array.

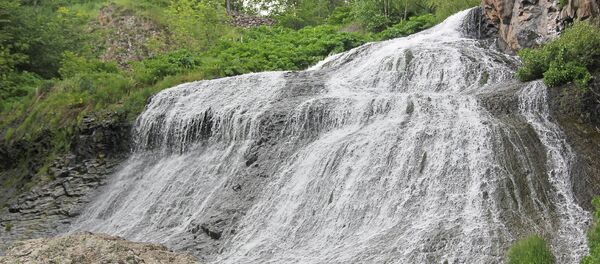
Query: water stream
[[70, 9, 590, 263]]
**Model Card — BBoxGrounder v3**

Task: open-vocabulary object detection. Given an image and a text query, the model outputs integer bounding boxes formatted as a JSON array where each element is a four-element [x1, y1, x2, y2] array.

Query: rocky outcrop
[[230, 13, 276, 28], [0, 112, 131, 253], [0, 232, 199, 264], [482, 0, 600, 52], [481, 0, 600, 211], [96, 4, 170, 67]]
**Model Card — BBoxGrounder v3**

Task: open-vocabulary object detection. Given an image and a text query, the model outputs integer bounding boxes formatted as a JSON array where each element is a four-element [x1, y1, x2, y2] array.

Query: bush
[[327, 5, 354, 25], [378, 14, 437, 40], [132, 50, 202, 84], [59, 52, 120, 79], [507, 235, 555, 264], [351, 0, 391, 32], [208, 25, 368, 76], [517, 21, 600, 88], [581, 197, 600, 264], [543, 61, 591, 88]]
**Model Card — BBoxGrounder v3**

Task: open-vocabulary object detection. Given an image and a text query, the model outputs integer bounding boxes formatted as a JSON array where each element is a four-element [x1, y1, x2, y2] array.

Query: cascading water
[[69, 9, 590, 263]]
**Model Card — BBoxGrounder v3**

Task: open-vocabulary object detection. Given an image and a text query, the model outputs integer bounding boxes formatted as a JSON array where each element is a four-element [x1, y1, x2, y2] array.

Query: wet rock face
[[0, 232, 199, 264], [482, 0, 599, 52], [0, 112, 131, 253], [548, 74, 600, 210]]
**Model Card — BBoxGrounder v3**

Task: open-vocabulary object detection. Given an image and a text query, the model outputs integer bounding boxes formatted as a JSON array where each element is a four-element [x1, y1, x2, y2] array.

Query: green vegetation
[[4, 222, 12, 232], [378, 14, 437, 40], [581, 197, 600, 264], [558, 0, 568, 9], [507, 235, 555, 264], [0, 0, 480, 191], [516, 22, 600, 89]]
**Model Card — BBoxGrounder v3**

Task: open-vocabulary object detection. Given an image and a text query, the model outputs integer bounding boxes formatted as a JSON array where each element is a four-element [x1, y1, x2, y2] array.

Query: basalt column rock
[[0, 112, 132, 253]]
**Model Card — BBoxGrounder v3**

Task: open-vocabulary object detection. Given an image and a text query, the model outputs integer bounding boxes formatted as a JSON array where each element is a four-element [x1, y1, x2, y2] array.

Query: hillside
[[0, 0, 467, 205]]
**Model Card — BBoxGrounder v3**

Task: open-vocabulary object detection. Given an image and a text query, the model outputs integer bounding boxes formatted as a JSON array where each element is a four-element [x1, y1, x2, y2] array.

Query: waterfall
[[70, 9, 590, 263], [518, 81, 590, 261]]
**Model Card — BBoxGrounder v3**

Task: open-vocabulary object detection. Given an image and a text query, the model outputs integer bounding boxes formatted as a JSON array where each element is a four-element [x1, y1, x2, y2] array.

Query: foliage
[[276, 0, 340, 29], [166, 0, 230, 50], [517, 21, 600, 88], [132, 50, 202, 84], [0, 0, 469, 191], [59, 52, 120, 79], [326, 5, 354, 25], [208, 25, 368, 76], [351, 0, 392, 32], [581, 197, 600, 264], [12, 5, 93, 78], [426, 0, 480, 20], [378, 14, 436, 40], [272, 0, 439, 32], [507, 235, 555, 264]]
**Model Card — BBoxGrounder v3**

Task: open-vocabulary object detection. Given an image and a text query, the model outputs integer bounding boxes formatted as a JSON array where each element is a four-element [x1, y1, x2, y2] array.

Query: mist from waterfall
[[69, 9, 590, 264]]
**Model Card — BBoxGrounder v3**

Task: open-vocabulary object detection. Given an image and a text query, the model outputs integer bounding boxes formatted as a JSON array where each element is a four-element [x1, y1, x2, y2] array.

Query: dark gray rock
[[0, 112, 132, 253]]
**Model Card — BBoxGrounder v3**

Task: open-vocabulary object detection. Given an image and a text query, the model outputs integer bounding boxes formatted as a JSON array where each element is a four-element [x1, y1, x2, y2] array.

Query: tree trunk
[[404, 0, 408, 21], [226, 0, 232, 14]]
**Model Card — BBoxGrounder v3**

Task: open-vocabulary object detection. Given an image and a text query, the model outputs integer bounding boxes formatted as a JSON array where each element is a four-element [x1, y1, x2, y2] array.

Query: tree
[[351, 0, 429, 32], [166, 0, 230, 51], [426, 0, 479, 20]]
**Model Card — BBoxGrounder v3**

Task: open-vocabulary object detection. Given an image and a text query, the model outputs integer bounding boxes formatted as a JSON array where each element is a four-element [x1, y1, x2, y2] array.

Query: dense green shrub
[[166, 0, 230, 50], [507, 235, 555, 264], [59, 52, 120, 79], [426, 0, 480, 20], [378, 14, 437, 40], [209, 25, 368, 76], [132, 50, 202, 84], [326, 5, 354, 25], [517, 22, 600, 88], [581, 197, 600, 264]]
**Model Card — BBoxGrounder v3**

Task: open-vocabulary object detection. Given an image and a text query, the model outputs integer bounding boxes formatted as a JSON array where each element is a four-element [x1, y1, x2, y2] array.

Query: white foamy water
[[70, 9, 590, 264]]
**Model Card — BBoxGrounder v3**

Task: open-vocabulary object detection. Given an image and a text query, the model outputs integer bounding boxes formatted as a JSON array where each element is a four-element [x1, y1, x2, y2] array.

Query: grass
[[507, 235, 555, 264]]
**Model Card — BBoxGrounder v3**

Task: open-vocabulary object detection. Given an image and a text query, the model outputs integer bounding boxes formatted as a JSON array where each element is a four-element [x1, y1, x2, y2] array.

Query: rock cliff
[[0, 112, 131, 253], [482, 0, 600, 210], [482, 0, 600, 52]]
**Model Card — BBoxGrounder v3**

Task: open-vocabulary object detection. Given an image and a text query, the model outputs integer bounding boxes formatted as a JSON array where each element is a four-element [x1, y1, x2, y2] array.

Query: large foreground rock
[[0, 232, 199, 264]]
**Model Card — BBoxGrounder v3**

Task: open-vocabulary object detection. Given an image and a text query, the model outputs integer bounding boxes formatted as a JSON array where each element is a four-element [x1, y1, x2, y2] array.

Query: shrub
[[581, 197, 600, 264], [507, 235, 555, 264], [543, 61, 591, 88], [59, 52, 120, 79], [132, 50, 202, 84], [327, 5, 354, 25], [517, 21, 600, 88], [378, 14, 437, 40], [209, 25, 368, 76]]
